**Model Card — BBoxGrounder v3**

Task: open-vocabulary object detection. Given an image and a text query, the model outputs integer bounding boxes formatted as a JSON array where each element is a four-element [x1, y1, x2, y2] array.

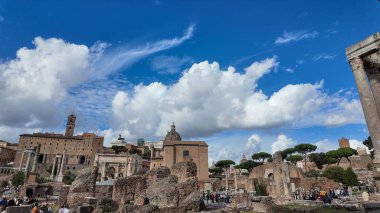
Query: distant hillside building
[[13, 113, 104, 181], [150, 123, 209, 181]]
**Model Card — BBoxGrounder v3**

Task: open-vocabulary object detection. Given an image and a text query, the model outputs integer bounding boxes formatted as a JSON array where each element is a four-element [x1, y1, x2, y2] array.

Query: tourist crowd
[[0, 195, 54, 213], [294, 185, 375, 204], [203, 191, 230, 204]]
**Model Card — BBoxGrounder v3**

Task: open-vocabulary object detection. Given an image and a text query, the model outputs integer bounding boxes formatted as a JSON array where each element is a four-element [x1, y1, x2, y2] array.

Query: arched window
[[183, 150, 190, 158]]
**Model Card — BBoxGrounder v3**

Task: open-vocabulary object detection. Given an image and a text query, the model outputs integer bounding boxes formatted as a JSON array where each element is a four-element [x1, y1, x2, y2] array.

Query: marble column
[[50, 157, 57, 178], [18, 151, 25, 171], [350, 57, 380, 163], [25, 152, 32, 172]]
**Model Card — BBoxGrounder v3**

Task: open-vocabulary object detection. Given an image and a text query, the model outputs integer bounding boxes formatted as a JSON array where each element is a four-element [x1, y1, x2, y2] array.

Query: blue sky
[[0, 0, 379, 164]]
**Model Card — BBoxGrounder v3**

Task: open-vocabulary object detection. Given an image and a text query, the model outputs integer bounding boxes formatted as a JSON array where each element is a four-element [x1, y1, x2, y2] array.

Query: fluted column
[[350, 57, 380, 163]]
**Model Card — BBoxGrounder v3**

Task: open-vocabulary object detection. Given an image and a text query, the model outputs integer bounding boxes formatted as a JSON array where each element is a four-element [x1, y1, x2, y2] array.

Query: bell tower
[[65, 113, 76, 137]]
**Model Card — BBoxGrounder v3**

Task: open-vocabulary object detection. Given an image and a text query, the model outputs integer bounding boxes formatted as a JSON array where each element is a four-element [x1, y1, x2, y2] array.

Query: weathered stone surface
[[146, 175, 179, 208], [177, 177, 198, 201], [171, 160, 197, 183], [58, 186, 70, 207], [67, 192, 94, 212], [5, 205, 32, 213], [145, 166, 171, 185], [117, 204, 158, 213], [70, 167, 98, 193], [95, 185, 113, 201], [112, 175, 147, 205], [178, 191, 205, 212], [231, 192, 251, 210]]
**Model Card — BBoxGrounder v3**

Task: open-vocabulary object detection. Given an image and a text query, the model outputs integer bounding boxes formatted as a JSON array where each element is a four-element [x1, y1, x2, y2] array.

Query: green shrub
[[63, 171, 76, 185], [255, 182, 268, 196], [304, 170, 321, 178], [343, 167, 358, 186], [11, 171, 25, 187]]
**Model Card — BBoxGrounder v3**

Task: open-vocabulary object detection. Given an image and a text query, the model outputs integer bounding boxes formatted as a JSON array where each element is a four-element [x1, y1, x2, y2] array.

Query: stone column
[[25, 152, 32, 172], [368, 68, 380, 113], [101, 164, 106, 181], [57, 152, 66, 182], [50, 157, 57, 178], [18, 151, 25, 171], [115, 163, 119, 178], [31, 152, 38, 172], [350, 57, 380, 163], [56, 156, 62, 176]]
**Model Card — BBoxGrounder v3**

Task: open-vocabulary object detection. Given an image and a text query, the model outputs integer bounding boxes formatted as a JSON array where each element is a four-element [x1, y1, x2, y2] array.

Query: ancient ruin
[[58, 158, 205, 212], [346, 32, 380, 189]]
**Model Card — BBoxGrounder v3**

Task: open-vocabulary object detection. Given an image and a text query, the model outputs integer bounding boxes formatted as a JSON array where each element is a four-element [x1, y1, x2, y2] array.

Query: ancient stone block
[[171, 160, 197, 183], [117, 204, 158, 213], [58, 186, 70, 207], [146, 175, 179, 208], [112, 175, 147, 205], [145, 166, 170, 185], [67, 192, 94, 212], [177, 191, 205, 212], [70, 166, 98, 193], [177, 177, 198, 201]]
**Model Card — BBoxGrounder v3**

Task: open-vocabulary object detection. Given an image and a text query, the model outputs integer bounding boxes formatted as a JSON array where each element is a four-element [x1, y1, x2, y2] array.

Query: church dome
[[164, 123, 182, 141], [240, 154, 248, 164]]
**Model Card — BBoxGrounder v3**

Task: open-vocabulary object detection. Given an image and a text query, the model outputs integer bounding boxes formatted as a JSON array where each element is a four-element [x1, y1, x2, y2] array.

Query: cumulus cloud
[[271, 134, 295, 153], [150, 55, 194, 74], [110, 58, 363, 140], [246, 134, 262, 154], [0, 26, 193, 130], [349, 139, 369, 154], [275, 30, 318, 45], [315, 139, 338, 153], [0, 37, 93, 128]]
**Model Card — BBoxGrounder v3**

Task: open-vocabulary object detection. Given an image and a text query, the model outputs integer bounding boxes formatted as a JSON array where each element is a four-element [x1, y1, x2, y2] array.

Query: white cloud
[[271, 134, 295, 154], [0, 26, 193, 130], [349, 139, 369, 154], [150, 55, 194, 74], [313, 53, 337, 61], [93, 25, 194, 79], [110, 58, 364, 140], [0, 37, 93, 128], [285, 68, 294, 73], [315, 139, 338, 153], [275, 30, 318, 45], [246, 134, 262, 153]]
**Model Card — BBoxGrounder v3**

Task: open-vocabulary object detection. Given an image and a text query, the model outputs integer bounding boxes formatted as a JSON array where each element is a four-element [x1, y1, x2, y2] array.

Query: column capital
[[348, 57, 365, 73]]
